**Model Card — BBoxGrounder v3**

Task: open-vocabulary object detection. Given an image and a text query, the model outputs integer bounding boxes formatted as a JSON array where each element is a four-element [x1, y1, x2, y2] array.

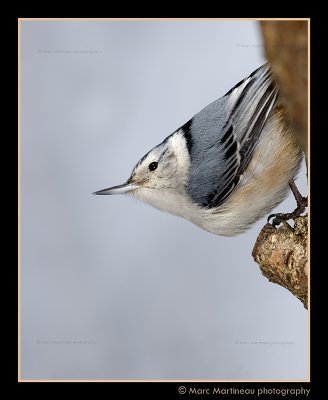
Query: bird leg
[[267, 179, 308, 226]]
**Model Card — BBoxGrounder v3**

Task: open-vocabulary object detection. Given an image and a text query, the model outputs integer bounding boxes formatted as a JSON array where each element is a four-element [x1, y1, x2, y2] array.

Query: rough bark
[[252, 216, 308, 309], [252, 21, 309, 308], [261, 20, 308, 160]]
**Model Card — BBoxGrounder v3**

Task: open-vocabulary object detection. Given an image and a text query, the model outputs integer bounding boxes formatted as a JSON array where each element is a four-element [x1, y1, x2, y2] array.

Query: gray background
[[20, 20, 308, 380]]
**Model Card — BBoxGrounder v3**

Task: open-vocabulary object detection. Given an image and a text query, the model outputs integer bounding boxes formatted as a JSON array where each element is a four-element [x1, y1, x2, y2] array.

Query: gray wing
[[182, 64, 279, 208]]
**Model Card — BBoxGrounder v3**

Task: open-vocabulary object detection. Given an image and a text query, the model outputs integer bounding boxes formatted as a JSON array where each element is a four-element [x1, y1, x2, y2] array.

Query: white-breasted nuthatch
[[94, 64, 303, 236]]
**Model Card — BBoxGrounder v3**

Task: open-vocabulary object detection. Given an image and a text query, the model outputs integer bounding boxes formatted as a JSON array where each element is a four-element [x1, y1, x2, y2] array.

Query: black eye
[[148, 161, 158, 171]]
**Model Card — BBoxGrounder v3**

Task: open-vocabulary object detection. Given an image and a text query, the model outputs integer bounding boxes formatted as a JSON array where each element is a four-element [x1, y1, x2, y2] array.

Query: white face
[[129, 143, 176, 189], [128, 131, 192, 213], [129, 131, 190, 190]]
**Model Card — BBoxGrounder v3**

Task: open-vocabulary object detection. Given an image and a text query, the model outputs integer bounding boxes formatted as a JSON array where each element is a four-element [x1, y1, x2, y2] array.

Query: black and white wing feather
[[182, 64, 279, 208]]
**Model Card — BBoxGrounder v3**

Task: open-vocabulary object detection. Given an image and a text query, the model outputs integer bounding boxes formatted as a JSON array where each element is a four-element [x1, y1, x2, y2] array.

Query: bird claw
[[268, 212, 294, 226], [267, 179, 308, 227], [268, 196, 308, 227]]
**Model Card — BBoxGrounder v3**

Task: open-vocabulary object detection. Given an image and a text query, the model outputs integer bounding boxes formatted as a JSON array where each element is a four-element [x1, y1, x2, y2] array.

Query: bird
[[93, 63, 303, 236]]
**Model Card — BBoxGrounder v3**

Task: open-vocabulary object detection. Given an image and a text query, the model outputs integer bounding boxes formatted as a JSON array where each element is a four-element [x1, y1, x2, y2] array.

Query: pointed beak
[[93, 182, 139, 195]]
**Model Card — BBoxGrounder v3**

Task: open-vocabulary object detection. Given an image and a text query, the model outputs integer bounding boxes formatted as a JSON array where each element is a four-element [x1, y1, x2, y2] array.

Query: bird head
[[93, 130, 191, 215]]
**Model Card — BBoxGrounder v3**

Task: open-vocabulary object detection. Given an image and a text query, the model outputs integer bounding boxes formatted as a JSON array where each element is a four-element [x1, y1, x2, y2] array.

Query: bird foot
[[267, 180, 308, 227]]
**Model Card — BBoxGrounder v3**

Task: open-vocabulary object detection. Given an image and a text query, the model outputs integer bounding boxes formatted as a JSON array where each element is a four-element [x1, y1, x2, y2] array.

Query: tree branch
[[252, 216, 308, 309], [252, 21, 309, 308], [261, 20, 308, 160]]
